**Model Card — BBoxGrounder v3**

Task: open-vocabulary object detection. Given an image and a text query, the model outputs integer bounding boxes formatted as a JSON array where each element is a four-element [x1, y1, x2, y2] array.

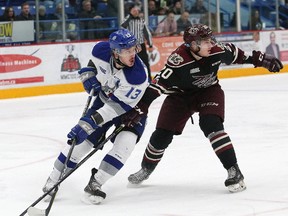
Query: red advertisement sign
[[149, 36, 183, 73], [0, 54, 41, 73]]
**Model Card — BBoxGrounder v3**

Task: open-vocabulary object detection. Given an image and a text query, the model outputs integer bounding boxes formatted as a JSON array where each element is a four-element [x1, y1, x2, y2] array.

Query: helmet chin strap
[[114, 56, 126, 68], [112, 51, 129, 68]]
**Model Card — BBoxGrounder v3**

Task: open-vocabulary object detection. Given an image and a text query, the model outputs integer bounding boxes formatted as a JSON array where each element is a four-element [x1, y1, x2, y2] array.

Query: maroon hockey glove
[[252, 51, 283, 72], [122, 101, 149, 127]]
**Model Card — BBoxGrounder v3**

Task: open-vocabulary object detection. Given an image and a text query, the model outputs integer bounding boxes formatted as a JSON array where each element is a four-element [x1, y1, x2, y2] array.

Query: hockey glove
[[252, 50, 283, 72], [67, 116, 98, 145], [78, 67, 101, 95], [122, 101, 149, 127]]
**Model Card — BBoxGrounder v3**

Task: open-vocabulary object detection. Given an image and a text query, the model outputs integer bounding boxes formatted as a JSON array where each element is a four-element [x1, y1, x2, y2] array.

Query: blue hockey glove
[[67, 116, 98, 145], [78, 67, 101, 95], [252, 51, 283, 72]]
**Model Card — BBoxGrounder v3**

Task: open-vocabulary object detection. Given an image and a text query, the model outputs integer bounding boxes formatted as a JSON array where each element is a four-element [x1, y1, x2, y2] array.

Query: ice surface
[[1, 73, 288, 216]]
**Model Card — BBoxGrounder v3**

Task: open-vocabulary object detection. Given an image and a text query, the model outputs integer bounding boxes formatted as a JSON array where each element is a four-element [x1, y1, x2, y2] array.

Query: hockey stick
[[20, 124, 124, 216], [40, 88, 96, 215], [19, 89, 95, 216]]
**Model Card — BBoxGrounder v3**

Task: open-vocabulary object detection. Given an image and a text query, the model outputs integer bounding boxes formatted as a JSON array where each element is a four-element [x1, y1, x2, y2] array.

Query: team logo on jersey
[[168, 53, 183, 65], [192, 74, 216, 88], [102, 79, 120, 96], [99, 66, 107, 74]]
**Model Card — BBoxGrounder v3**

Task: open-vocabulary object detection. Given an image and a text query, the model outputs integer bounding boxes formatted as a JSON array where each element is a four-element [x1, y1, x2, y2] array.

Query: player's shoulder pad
[[167, 44, 194, 67], [123, 56, 147, 85], [92, 41, 111, 62]]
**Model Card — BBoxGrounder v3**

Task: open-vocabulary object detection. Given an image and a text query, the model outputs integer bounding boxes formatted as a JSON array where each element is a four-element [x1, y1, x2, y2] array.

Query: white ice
[[1, 73, 288, 216]]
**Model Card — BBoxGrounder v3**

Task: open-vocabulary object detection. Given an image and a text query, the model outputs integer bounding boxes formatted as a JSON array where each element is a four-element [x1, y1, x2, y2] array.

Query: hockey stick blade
[[27, 207, 46, 216], [27, 187, 58, 216]]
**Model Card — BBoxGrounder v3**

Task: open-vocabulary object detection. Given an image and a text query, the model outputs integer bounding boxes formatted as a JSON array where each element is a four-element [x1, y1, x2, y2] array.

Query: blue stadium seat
[[13, 6, 21, 16], [0, 6, 5, 16], [96, 2, 107, 16], [45, 5, 55, 15], [6, 0, 26, 6]]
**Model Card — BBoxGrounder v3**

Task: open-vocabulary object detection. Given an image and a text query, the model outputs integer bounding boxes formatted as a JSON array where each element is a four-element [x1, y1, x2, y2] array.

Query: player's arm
[[67, 81, 148, 144], [222, 43, 283, 72], [96, 83, 148, 124], [78, 60, 101, 95], [121, 14, 132, 28], [122, 65, 178, 127], [249, 50, 283, 72], [143, 21, 153, 48], [121, 84, 160, 127]]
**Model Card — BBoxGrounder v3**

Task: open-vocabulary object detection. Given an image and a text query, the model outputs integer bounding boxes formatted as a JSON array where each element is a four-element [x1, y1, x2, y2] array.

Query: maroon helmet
[[183, 24, 215, 47]]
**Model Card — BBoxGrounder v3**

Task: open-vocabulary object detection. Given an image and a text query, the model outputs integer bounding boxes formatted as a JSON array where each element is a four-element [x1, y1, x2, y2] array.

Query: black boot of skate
[[83, 168, 106, 204], [128, 167, 154, 184], [225, 164, 246, 193], [128, 160, 156, 185]]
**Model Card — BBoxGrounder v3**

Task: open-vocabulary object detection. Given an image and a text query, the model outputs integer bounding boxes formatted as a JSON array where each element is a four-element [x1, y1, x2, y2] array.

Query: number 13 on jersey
[[125, 87, 142, 99]]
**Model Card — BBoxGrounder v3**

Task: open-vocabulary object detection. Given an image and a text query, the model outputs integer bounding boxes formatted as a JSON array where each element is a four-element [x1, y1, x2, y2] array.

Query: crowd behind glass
[[0, 0, 287, 43]]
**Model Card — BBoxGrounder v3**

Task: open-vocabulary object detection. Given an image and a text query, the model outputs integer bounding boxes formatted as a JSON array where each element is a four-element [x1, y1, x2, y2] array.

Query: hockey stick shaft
[[19, 124, 124, 216], [41, 89, 96, 215], [42, 140, 75, 216], [20, 90, 95, 216]]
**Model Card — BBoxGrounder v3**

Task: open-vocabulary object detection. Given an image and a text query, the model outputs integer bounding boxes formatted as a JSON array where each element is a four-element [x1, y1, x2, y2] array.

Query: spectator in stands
[[189, 0, 207, 14], [16, 2, 35, 21], [177, 11, 192, 35], [252, 31, 262, 52], [265, 31, 280, 59], [78, 0, 104, 40], [248, 9, 262, 30], [38, 5, 54, 41], [170, 0, 183, 15], [148, 0, 158, 16], [154, 11, 177, 36], [124, 0, 142, 16], [0, 7, 16, 21], [157, 6, 169, 15], [157, 0, 170, 15], [121, 4, 154, 80], [50, 3, 77, 41], [165, 0, 177, 8]]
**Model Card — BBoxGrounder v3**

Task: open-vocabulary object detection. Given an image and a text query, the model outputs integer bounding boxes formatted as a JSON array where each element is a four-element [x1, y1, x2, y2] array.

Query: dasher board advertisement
[[0, 21, 34, 44]]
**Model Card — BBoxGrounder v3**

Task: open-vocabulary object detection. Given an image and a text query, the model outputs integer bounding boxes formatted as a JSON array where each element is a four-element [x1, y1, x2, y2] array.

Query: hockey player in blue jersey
[[42, 29, 149, 204]]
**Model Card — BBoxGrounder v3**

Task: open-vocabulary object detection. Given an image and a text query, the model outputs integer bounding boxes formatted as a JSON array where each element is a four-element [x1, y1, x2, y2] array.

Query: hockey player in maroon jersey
[[122, 24, 283, 193]]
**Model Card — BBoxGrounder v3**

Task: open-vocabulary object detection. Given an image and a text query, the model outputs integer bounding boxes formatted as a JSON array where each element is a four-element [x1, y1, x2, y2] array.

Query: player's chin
[[127, 59, 135, 67], [203, 52, 210, 57]]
